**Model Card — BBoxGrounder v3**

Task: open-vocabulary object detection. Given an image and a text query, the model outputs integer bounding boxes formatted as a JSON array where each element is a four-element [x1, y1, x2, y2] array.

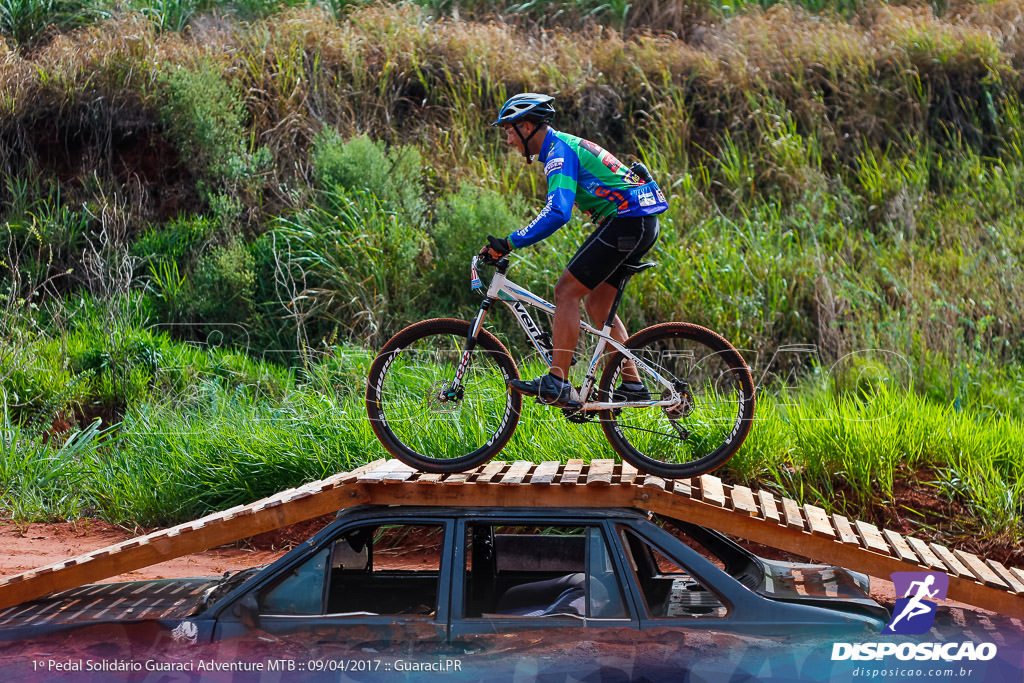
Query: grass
[[0, 1, 1023, 557], [1, 310, 1022, 555]]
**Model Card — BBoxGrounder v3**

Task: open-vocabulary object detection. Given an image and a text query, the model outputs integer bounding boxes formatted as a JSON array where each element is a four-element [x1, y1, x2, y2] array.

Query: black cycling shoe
[[610, 383, 652, 417], [612, 382, 652, 403], [508, 374, 582, 409]]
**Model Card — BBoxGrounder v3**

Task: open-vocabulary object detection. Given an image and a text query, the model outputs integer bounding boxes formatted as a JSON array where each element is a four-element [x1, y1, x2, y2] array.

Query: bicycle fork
[[437, 300, 494, 403]]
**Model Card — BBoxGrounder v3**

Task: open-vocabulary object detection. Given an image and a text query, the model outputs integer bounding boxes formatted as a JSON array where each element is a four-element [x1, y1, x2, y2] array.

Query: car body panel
[[0, 578, 217, 640]]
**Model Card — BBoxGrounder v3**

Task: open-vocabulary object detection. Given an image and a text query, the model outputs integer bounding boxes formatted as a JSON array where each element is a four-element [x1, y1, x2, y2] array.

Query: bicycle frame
[[458, 256, 679, 412]]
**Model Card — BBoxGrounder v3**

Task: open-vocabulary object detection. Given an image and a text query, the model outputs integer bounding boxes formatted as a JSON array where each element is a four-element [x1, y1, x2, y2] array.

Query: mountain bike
[[365, 255, 755, 479]]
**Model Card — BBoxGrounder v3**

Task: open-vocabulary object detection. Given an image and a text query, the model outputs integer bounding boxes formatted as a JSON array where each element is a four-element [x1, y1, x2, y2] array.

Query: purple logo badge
[[885, 571, 948, 635]]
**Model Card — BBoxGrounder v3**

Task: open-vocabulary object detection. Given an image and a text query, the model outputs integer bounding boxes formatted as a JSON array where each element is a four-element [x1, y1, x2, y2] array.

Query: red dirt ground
[[0, 514, 336, 583]]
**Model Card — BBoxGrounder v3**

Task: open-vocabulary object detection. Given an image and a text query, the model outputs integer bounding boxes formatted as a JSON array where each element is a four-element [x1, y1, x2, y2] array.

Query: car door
[[611, 518, 848, 682], [448, 516, 641, 670], [214, 516, 453, 655]]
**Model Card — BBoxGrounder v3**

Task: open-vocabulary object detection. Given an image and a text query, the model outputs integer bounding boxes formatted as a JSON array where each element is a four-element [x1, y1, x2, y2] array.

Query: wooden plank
[[586, 460, 615, 486], [382, 461, 417, 483], [473, 461, 508, 484], [354, 458, 388, 476], [440, 472, 470, 485], [831, 514, 860, 546], [626, 489, 1024, 618], [618, 462, 638, 486], [1011, 567, 1024, 588], [415, 472, 444, 484], [281, 489, 315, 504], [529, 461, 560, 485], [882, 530, 920, 564], [252, 497, 284, 512], [343, 459, 388, 483], [987, 561, 1024, 594], [559, 459, 584, 486], [781, 498, 805, 531], [500, 461, 533, 485], [641, 476, 666, 491], [803, 504, 836, 539], [357, 459, 404, 484], [853, 520, 891, 556], [758, 491, 781, 523], [698, 475, 726, 508], [671, 479, 692, 497], [955, 550, 1010, 589], [458, 463, 485, 479], [222, 505, 254, 521], [0, 480, 374, 610], [218, 504, 250, 521], [929, 542, 975, 579], [317, 461, 380, 490], [730, 485, 759, 517], [905, 536, 948, 571]]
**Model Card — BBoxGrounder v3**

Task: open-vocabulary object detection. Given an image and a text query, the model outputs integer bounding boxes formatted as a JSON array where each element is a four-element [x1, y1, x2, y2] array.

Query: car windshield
[[654, 514, 765, 591], [201, 566, 263, 611]]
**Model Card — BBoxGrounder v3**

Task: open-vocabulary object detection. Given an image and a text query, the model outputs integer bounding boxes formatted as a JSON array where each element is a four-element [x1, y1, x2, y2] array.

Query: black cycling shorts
[[566, 214, 659, 291]]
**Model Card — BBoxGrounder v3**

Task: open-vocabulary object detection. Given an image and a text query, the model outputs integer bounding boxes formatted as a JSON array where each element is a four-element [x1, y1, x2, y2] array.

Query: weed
[[0, 0, 109, 48]]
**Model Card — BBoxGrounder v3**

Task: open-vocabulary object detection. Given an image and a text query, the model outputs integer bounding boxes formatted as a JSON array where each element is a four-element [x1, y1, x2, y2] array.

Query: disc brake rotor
[[662, 380, 694, 420], [427, 381, 464, 413]]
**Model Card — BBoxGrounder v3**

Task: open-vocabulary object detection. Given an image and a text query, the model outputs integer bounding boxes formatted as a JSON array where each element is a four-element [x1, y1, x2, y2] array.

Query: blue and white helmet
[[491, 93, 555, 126]]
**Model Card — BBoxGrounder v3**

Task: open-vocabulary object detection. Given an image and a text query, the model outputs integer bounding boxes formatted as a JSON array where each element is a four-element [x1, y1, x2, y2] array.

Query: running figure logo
[[885, 571, 948, 635]]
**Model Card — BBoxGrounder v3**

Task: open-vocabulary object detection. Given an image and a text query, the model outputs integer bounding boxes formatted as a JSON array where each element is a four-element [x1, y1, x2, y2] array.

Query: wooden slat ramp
[[1, 459, 1022, 618]]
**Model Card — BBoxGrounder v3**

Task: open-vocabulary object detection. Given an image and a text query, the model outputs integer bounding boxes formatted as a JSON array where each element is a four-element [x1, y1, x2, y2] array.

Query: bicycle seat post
[[602, 262, 657, 329]]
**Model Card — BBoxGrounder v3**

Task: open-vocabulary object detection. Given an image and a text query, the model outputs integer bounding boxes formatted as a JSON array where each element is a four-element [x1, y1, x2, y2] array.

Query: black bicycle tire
[[598, 322, 755, 479], [366, 318, 522, 473]]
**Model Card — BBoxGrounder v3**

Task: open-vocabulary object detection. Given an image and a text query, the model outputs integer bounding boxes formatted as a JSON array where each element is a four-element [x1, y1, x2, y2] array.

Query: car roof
[[333, 505, 655, 523], [303, 506, 658, 547]]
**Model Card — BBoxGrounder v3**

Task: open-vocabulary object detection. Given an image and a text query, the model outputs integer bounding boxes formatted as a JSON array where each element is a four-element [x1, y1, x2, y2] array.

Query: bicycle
[[365, 255, 755, 479]]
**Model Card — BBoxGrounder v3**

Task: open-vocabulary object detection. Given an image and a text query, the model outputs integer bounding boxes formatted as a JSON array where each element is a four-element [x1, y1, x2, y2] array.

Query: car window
[[617, 526, 728, 619], [259, 547, 330, 615], [463, 523, 628, 619], [257, 523, 444, 618], [325, 523, 443, 617]]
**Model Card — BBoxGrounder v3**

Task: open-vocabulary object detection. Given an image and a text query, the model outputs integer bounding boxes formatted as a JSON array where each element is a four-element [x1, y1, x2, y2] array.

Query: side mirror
[[232, 593, 260, 630]]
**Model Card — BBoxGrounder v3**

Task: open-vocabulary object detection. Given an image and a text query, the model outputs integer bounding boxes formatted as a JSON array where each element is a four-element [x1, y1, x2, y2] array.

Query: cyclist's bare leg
[[551, 270, 590, 380], [553, 275, 641, 385], [585, 282, 641, 384]]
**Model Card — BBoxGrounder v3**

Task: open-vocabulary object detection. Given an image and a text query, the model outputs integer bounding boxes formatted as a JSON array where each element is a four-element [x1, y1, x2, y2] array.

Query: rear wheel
[[599, 322, 755, 479], [366, 318, 521, 473]]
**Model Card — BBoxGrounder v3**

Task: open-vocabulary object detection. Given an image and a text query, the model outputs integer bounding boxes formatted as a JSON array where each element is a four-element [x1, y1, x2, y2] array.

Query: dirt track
[[0, 517, 327, 583]]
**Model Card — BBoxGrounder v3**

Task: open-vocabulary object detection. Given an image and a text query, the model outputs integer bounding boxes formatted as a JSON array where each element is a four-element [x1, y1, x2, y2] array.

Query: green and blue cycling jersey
[[508, 129, 669, 249]]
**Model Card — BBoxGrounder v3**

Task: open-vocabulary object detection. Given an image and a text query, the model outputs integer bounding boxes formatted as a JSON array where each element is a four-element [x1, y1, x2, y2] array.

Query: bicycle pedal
[[535, 396, 582, 410]]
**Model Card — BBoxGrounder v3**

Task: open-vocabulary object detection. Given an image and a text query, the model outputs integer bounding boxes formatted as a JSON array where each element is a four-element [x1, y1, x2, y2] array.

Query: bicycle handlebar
[[470, 254, 510, 292]]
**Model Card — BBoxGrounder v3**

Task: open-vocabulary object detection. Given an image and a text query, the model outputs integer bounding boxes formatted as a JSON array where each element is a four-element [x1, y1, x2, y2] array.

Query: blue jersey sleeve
[[508, 138, 579, 248]]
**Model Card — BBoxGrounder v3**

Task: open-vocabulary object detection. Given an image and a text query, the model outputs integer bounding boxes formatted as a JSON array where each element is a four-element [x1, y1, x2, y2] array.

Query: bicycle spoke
[[600, 323, 755, 478], [367, 319, 521, 472]]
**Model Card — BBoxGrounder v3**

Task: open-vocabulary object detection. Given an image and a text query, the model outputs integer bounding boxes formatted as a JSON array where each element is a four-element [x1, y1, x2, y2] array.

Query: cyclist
[[479, 92, 669, 409]]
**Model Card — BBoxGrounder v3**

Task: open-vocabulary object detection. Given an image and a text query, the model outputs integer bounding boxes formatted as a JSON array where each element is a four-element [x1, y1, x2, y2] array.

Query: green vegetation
[[1, 0, 1022, 557]]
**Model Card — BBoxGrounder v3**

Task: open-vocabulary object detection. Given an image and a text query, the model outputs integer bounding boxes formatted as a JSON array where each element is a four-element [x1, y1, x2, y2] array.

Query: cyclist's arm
[[507, 142, 579, 248]]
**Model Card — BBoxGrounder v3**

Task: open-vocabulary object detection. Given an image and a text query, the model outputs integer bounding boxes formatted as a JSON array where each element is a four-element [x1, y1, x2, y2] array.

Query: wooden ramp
[[1, 459, 1022, 617]]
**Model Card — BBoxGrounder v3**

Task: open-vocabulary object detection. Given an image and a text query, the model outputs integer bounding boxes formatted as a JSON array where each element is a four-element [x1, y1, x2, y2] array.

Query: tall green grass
[[2, 313, 1021, 550], [1, 1, 1024, 556]]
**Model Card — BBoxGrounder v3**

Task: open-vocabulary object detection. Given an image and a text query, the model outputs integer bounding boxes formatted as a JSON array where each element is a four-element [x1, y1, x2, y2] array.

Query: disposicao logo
[[886, 571, 948, 635], [831, 570, 999, 664]]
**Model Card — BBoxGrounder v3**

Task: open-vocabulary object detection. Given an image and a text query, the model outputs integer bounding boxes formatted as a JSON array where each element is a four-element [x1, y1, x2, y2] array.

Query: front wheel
[[366, 318, 522, 473], [599, 322, 755, 479]]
